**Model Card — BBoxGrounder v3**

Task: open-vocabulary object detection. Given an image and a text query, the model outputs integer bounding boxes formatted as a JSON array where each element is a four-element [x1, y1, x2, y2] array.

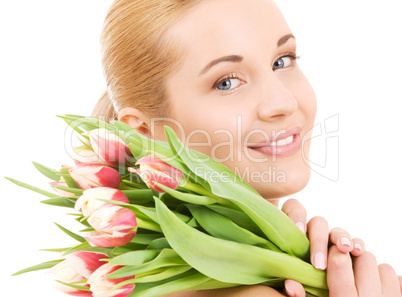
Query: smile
[[247, 127, 302, 157], [267, 135, 294, 147]]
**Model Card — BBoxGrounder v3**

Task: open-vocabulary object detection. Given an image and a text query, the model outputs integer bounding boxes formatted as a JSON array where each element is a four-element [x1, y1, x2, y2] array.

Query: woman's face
[[161, 0, 316, 202]]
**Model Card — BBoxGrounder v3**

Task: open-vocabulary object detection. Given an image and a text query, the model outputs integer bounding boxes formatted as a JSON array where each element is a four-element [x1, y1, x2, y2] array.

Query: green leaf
[[41, 197, 76, 208], [121, 189, 154, 204], [111, 243, 149, 256], [56, 280, 91, 291], [187, 205, 281, 252], [51, 185, 84, 195], [156, 184, 217, 205], [155, 197, 328, 290], [137, 217, 162, 233], [79, 227, 96, 232], [133, 266, 192, 283], [129, 270, 230, 297], [62, 242, 112, 257], [108, 249, 187, 278], [131, 234, 164, 245], [108, 250, 160, 267], [12, 259, 63, 276], [122, 179, 148, 190], [58, 114, 110, 134], [5, 177, 59, 198], [54, 223, 86, 243], [206, 204, 265, 237], [32, 162, 61, 181], [39, 247, 70, 252], [147, 238, 171, 250], [59, 168, 80, 189]]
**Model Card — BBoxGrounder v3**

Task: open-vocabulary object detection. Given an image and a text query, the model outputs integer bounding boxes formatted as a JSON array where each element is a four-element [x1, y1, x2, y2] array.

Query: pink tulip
[[74, 188, 137, 247], [88, 263, 135, 297], [88, 128, 133, 167], [85, 205, 137, 247], [129, 154, 183, 193], [69, 163, 121, 190], [51, 251, 108, 296], [75, 188, 129, 217], [64, 251, 109, 279]]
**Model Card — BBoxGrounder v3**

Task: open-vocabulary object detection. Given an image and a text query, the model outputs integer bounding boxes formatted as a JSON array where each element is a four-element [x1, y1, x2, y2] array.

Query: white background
[[0, 1, 401, 296]]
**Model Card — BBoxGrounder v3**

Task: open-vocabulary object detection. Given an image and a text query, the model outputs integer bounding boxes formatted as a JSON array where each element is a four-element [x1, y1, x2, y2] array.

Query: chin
[[252, 167, 311, 201]]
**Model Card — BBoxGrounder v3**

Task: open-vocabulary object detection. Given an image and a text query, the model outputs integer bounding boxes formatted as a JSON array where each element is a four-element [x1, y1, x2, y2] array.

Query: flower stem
[[180, 180, 233, 207]]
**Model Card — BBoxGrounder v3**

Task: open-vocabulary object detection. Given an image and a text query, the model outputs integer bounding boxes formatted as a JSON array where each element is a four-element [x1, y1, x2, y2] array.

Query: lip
[[247, 127, 302, 157]]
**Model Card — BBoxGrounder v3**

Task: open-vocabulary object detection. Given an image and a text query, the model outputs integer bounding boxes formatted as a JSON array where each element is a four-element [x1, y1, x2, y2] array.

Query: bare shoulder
[[162, 285, 285, 297]]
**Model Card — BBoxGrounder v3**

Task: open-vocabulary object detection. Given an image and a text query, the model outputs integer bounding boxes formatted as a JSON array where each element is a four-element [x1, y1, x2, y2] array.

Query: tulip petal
[[89, 128, 133, 167], [134, 155, 183, 193], [65, 251, 109, 279], [88, 263, 135, 297], [70, 147, 101, 164], [85, 230, 137, 248], [51, 261, 93, 297], [70, 163, 121, 190], [88, 206, 137, 233], [75, 188, 129, 217]]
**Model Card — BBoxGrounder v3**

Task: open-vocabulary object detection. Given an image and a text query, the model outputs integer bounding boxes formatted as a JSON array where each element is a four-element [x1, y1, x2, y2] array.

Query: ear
[[118, 107, 152, 138]]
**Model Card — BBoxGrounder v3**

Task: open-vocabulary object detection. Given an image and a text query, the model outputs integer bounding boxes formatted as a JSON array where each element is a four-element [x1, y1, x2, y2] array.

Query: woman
[[88, 0, 402, 296]]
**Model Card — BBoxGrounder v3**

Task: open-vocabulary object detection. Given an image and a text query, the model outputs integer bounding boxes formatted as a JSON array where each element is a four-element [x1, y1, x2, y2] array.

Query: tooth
[[268, 135, 293, 147]]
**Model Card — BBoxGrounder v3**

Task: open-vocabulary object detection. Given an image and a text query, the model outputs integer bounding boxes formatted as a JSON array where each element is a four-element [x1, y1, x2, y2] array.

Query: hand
[[281, 199, 366, 297], [281, 199, 365, 267], [327, 246, 402, 297]]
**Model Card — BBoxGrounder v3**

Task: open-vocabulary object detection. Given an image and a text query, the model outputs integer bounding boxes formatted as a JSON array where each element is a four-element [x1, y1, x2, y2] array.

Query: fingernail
[[340, 237, 351, 248], [314, 252, 326, 270], [296, 222, 305, 234], [285, 283, 296, 297], [354, 243, 362, 252]]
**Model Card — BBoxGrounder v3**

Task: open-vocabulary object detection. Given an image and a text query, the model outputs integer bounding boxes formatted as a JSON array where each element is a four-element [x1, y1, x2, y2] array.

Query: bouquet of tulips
[[8, 115, 328, 297]]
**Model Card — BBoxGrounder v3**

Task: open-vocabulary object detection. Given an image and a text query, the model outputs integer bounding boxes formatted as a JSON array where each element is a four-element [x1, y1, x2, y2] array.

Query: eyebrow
[[277, 33, 295, 47], [199, 55, 244, 76], [199, 34, 295, 76]]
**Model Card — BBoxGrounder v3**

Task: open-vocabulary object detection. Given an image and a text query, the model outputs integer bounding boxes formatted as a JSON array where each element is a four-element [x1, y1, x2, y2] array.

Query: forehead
[[167, 0, 292, 65]]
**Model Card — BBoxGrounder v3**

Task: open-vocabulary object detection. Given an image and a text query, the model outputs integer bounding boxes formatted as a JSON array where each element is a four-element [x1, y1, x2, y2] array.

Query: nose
[[256, 77, 298, 121]]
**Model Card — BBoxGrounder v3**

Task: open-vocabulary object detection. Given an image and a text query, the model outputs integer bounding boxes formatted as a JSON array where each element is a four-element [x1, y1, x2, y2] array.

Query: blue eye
[[272, 56, 294, 70], [217, 78, 242, 91], [218, 79, 231, 90]]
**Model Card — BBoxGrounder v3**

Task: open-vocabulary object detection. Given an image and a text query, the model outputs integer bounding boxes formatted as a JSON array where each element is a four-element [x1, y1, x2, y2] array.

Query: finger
[[350, 238, 365, 257], [281, 199, 307, 234], [399, 276, 402, 295], [326, 245, 357, 297], [284, 279, 305, 297], [329, 227, 353, 254], [379, 264, 401, 297], [353, 252, 381, 297], [307, 216, 329, 270]]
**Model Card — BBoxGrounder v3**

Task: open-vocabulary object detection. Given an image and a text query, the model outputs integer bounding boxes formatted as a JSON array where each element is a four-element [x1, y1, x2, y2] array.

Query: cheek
[[170, 97, 248, 159], [184, 119, 240, 161], [293, 74, 317, 121]]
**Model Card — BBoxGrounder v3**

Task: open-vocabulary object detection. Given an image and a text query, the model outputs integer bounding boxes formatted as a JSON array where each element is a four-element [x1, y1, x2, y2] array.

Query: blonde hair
[[91, 0, 201, 122]]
